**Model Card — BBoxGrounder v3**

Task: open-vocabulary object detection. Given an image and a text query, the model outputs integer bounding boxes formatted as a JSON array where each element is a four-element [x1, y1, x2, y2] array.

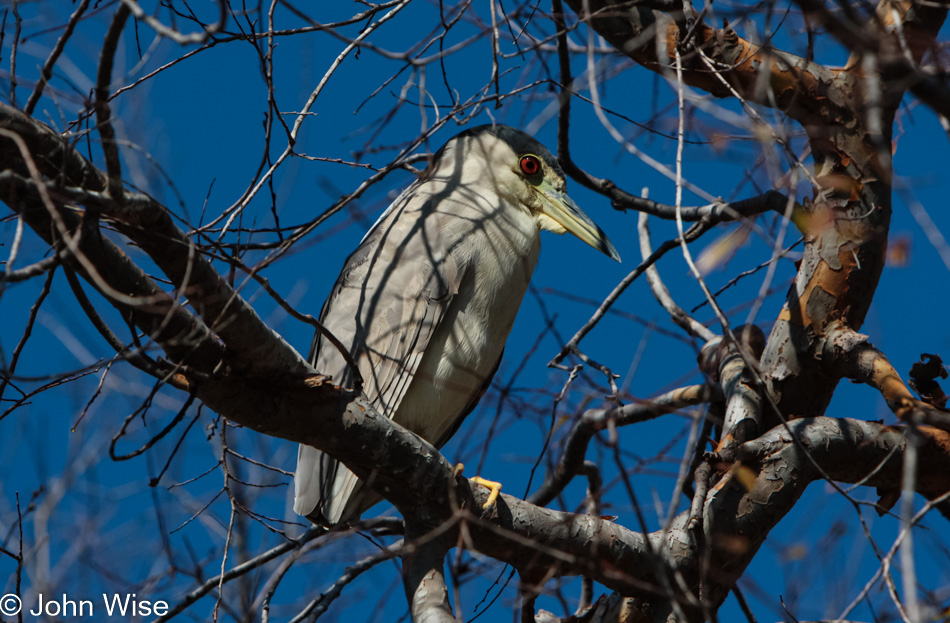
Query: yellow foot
[[471, 476, 502, 509], [452, 464, 502, 509]]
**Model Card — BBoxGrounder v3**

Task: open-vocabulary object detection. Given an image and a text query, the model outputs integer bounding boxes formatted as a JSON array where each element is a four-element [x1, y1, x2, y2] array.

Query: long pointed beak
[[537, 181, 621, 262]]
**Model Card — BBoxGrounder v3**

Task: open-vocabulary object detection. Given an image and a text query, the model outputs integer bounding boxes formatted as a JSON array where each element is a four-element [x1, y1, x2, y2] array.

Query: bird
[[294, 124, 620, 526]]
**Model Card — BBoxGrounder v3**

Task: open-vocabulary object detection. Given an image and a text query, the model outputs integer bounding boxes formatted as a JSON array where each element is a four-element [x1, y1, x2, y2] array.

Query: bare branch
[[638, 211, 716, 342], [529, 384, 719, 507], [0, 104, 311, 379], [819, 323, 950, 431]]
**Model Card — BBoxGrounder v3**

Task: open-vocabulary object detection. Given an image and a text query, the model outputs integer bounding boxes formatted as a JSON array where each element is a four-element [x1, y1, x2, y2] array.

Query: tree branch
[[819, 323, 950, 431], [0, 103, 311, 379], [564, 0, 842, 125], [529, 384, 719, 507]]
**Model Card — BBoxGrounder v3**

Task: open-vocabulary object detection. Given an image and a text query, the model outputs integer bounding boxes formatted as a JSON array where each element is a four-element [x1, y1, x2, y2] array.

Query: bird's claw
[[452, 464, 502, 509], [471, 476, 502, 509]]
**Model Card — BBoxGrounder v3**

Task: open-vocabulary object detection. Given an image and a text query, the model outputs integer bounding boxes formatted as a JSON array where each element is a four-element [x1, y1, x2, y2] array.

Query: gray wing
[[294, 189, 464, 524]]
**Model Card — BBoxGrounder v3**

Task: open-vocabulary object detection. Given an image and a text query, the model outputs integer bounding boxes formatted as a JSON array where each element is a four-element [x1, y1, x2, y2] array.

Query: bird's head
[[428, 125, 621, 262]]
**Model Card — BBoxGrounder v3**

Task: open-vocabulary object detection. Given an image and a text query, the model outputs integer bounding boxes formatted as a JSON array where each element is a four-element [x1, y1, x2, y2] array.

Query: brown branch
[[755, 0, 947, 428], [794, 0, 950, 118], [94, 4, 130, 204], [564, 0, 842, 125], [528, 384, 719, 507], [0, 254, 59, 282], [820, 324, 950, 431], [0, 263, 55, 403]]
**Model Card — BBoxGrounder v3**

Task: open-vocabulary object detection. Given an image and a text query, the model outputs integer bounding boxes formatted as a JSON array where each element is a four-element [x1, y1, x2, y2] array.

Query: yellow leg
[[453, 464, 502, 509]]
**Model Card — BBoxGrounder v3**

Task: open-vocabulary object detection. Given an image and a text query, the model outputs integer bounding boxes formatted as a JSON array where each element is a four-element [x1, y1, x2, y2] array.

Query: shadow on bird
[[294, 125, 620, 527]]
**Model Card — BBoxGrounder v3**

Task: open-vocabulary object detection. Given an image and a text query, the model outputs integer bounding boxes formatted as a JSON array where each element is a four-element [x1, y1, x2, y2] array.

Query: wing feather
[[294, 188, 465, 524]]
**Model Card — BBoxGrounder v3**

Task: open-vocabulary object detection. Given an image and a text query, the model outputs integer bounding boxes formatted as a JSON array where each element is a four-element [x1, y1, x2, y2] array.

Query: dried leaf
[[909, 353, 949, 409]]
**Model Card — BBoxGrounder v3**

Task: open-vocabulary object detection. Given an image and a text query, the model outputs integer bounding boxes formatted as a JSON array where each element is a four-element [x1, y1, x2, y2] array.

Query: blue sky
[[1, 2, 948, 621]]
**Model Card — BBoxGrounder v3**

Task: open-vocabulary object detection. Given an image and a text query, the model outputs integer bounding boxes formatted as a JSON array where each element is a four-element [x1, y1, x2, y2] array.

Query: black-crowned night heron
[[294, 125, 619, 526]]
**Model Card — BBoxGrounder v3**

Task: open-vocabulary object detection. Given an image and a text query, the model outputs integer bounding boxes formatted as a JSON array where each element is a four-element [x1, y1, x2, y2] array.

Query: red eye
[[520, 155, 541, 176]]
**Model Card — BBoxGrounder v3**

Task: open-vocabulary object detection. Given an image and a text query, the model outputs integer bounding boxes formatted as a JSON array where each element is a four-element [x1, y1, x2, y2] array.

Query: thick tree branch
[[0, 130, 223, 378], [739, 417, 950, 506], [819, 324, 950, 431], [403, 530, 455, 623], [698, 416, 950, 615], [564, 0, 842, 125], [0, 103, 311, 379], [795, 0, 950, 118]]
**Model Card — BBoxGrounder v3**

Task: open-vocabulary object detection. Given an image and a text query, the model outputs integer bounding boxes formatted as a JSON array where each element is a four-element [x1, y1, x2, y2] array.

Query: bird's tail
[[294, 444, 379, 526]]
